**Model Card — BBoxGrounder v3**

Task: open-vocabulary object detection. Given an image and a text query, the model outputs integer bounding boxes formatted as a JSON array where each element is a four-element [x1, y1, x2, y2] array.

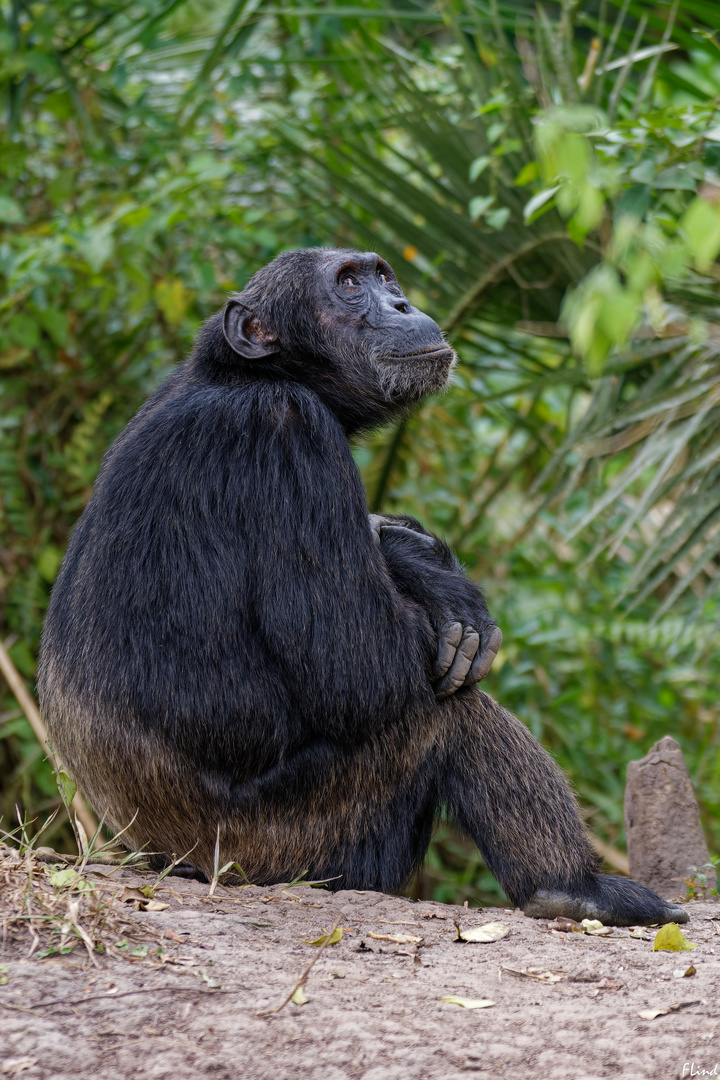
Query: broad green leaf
[[514, 162, 539, 186], [653, 924, 698, 952], [77, 222, 114, 273], [154, 278, 190, 325], [681, 196, 720, 271], [49, 868, 79, 889], [486, 207, 510, 230], [469, 196, 494, 221], [0, 196, 25, 224], [469, 155, 491, 182], [57, 770, 78, 808], [653, 165, 698, 191], [36, 309, 69, 347], [629, 160, 656, 184], [523, 186, 560, 223], [8, 314, 40, 350], [37, 546, 64, 583]]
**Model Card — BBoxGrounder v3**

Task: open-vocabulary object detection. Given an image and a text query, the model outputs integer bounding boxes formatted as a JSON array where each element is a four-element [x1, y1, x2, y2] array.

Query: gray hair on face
[[325, 330, 456, 406]]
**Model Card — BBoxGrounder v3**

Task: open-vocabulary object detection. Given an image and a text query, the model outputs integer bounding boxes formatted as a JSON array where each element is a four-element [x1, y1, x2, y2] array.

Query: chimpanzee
[[38, 249, 686, 925]]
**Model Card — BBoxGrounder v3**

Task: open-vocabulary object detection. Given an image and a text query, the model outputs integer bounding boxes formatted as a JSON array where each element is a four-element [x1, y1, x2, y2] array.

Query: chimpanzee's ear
[[223, 298, 280, 360]]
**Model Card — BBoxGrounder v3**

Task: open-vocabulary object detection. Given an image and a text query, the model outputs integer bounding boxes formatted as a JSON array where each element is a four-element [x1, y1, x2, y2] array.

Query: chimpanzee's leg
[[107, 692, 687, 924], [318, 777, 438, 894], [440, 690, 688, 926], [178, 734, 444, 894]]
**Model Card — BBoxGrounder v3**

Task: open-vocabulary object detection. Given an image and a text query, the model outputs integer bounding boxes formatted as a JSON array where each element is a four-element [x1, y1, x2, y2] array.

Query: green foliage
[[1, 0, 719, 900]]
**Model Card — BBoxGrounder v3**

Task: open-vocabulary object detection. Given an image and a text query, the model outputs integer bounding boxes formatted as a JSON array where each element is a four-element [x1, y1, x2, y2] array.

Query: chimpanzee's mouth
[[389, 345, 455, 363]]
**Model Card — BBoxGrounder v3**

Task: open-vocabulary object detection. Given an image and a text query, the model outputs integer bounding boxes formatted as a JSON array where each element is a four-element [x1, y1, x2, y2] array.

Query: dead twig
[[0, 986, 249, 1011], [256, 917, 342, 1017], [0, 638, 98, 842]]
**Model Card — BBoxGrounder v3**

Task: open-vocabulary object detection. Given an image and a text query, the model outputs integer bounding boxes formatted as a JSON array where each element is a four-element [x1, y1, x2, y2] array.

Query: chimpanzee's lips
[[389, 344, 455, 363]]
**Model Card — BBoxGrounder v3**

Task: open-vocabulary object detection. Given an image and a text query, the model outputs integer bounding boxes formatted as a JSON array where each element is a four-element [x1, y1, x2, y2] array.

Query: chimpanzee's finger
[[380, 524, 435, 547], [368, 514, 384, 544], [432, 621, 463, 680], [434, 626, 480, 700], [463, 626, 503, 685]]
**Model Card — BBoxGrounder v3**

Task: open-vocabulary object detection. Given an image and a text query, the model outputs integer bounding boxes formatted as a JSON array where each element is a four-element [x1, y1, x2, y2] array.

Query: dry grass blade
[[0, 838, 158, 963]]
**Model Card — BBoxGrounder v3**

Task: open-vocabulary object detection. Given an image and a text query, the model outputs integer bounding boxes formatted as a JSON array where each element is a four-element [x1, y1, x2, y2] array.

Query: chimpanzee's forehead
[[319, 249, 386, 269]]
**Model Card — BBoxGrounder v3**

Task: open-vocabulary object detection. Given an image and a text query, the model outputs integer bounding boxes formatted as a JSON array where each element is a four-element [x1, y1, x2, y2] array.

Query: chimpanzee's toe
[[522, 874, 689, 927], [659, 902, 689, 924]]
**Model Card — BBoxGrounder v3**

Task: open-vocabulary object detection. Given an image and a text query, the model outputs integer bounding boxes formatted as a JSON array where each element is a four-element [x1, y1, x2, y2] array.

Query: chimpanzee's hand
[[430, 619, 502, 700], [370, 513, 502, 700]]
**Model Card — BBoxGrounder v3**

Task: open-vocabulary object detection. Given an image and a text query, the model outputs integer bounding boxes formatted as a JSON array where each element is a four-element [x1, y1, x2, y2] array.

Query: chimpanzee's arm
[[369, 513, 502, 699]]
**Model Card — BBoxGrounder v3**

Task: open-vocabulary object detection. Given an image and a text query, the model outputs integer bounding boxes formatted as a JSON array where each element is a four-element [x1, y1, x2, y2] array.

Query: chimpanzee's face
[[221, 247, 456, 424], [316, 250, 456, 403]]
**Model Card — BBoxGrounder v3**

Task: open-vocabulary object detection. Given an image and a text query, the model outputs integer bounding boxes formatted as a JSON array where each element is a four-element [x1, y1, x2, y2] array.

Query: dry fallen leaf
[[162, 930, 186, 943], [421, 910, 447, 920], [118, 886, 148, 904], [291, 986, 309, 1006], [546, 917, 580, 933], [527, 968, 564, 983], [580, 919, 612, 936], [501, 966, 564, 983], [581, 919, 604, 931], [304, 928, 343, 947], [455, 922, 509, 943], [117, 887, 169, 912], [368, 933, 422, 945], [440, 996, 496, 1010], [638, 1000, 701, 1021], [160, 955, 198, 967], [653, 924, 698, 952], [629, 927, 652, 940], [673, 965, 697, 978], [2, 1061, 37, 1077], [376, 920, 422, 927]]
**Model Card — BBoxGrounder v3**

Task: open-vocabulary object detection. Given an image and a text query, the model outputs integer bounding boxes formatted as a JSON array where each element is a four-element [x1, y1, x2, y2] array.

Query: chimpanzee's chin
[[372, 346, 455, 408], [420, 347, 457, 392]]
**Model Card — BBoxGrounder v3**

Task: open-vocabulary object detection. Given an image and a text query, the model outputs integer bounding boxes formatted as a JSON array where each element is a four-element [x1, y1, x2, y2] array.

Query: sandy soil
[[0, 867, 718, 1080]]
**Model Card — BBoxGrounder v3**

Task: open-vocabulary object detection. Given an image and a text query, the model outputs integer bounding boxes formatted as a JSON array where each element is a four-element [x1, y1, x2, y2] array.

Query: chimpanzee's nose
[[394, 300, 412, 314]]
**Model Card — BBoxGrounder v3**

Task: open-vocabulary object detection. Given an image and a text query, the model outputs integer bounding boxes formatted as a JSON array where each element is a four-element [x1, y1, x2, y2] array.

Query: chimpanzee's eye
[[339, 273, 360, 288], [379, 272, 389, 285]]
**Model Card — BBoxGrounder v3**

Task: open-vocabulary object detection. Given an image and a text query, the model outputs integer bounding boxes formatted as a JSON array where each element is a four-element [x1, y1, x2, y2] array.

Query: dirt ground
[[0, 865, 718, 1080]]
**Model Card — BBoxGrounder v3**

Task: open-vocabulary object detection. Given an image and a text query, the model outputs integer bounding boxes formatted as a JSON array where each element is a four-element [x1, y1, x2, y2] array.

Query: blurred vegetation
[[1, 0, 719, 905]]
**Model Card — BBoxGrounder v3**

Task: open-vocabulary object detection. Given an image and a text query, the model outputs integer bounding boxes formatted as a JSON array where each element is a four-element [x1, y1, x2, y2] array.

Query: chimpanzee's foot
[[168, 864, 209, 883], [522, 873, 688, 926]]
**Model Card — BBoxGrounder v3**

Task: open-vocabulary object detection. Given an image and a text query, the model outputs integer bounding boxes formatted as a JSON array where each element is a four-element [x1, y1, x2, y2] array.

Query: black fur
[[38, 249, 687, 926]]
